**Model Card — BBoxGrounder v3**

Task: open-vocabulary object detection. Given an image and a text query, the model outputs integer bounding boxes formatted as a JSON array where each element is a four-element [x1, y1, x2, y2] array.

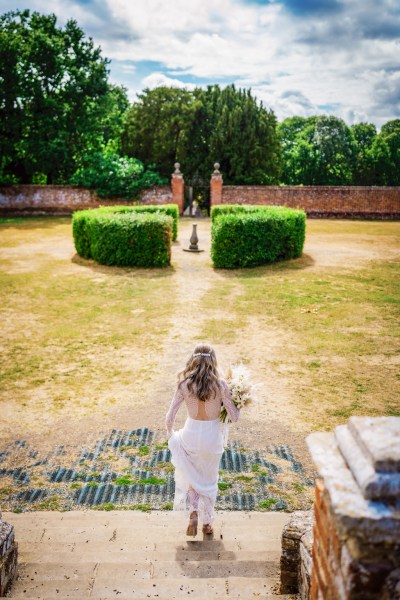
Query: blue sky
[[1, 0, 399, 127]]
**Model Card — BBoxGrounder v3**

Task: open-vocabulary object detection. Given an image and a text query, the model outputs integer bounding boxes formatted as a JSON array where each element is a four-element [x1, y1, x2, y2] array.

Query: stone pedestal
[[0, 513, 18, 597], [210, 163, 223, 208], [307, 416, 400, 600], [171, 163, 184, 215]]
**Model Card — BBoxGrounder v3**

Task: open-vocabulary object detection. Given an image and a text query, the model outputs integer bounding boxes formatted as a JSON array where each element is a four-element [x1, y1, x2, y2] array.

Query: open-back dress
[[165, 379, 240, 524]]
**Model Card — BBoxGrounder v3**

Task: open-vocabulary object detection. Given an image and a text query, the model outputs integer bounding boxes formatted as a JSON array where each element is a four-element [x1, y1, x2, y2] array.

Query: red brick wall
[[221, 186, 400, 219], [0, 185, 173, 215], [311, 478, 399, 600], [311, 479, 345, 599]]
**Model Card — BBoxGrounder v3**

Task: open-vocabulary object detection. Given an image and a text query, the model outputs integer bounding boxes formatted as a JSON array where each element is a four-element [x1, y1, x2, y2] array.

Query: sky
[[1, 0, 400, 127]]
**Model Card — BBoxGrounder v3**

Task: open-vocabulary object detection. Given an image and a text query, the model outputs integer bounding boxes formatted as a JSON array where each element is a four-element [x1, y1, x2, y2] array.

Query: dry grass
[[0, 216, 399, 446], [199, 219, 400, 430], [0, 217, 176, 427]]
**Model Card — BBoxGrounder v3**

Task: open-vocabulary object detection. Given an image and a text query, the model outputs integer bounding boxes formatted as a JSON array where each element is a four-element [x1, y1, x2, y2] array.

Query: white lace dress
[[165, 379, 240, 524]]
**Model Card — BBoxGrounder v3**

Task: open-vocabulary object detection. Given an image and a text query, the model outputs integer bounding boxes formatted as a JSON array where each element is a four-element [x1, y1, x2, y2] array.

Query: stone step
[[16, 558, 278, 580], [18, 536, 283, 551], [10, 576, 289, 599], [4, 511, 292, 599], [18, 549, 280, 563]]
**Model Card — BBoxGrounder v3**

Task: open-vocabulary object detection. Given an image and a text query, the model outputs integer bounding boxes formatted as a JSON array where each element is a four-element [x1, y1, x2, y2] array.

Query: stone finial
[[173, 163, 181, 175], [213, 163, 220, 174]]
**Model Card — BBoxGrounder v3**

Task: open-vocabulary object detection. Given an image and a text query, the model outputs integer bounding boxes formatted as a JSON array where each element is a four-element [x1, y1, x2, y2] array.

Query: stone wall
[[0, 513, 18, 596], [307, 417, 400, 600], [221, 186, 400, 219], [280, 510, 313, 598], [0, 185, 173, 215]]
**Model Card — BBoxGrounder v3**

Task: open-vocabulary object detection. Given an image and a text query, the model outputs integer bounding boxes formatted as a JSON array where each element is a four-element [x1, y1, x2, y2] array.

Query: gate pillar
[[210, 163, 223, 208], [171, 163, 184, 215]]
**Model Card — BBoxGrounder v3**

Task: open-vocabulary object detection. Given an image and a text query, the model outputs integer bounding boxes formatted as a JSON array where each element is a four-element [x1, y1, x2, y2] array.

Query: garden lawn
[[0, 216, 399, 447]]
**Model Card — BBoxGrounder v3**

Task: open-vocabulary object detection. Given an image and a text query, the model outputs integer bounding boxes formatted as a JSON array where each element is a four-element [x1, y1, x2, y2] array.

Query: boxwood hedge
[[90, 204, 179, 241], [211, 204, 265, 222], [72, 207, 173, 268], [211, 205, 306, 268]]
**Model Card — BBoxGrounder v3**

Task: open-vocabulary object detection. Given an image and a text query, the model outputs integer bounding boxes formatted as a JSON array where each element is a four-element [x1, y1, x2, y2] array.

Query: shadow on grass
[[71, 253, 176, 279], [212, 252, 315, 278]]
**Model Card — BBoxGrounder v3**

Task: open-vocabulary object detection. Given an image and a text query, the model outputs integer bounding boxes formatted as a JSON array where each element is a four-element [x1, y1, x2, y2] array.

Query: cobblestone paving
[[0, 428, 314, 512]]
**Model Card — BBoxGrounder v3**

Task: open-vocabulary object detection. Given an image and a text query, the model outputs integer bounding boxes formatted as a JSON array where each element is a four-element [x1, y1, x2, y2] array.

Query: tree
[[70, 151, 165, 198], [205, 85, 281, 184], [121, 87, 196, 178], [278, 116, 317, 184], [351, 122, 377, 184], [379, 119, 400, 185], [363, 137, 392, 185], [0, 10, 127, 183], [122, 84, 282, 184], [278, 116, 356, 185]]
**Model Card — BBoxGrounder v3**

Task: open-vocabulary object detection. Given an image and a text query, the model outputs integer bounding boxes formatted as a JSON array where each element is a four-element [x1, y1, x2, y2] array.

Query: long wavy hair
[[178, 344, 221, 401]]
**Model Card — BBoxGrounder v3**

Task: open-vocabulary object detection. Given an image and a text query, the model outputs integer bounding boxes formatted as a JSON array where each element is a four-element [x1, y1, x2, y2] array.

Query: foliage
[[211, 204, 270, 222], [211, 205, 306, 269], [278, 116, 357, 185], [379, 119, 400, 185], [69, 151, 166, 199], [122, 86, 196, 179], [0, 9, 129, 184], [279, 116, 400, 186], [79, 204, 179, 241], [122, 84, 282, 184], [72, 208, 173, 267]]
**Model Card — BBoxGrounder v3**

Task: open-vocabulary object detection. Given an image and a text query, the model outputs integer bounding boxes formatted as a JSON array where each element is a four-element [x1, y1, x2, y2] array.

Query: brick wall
[[221, 186, 400, 219], [0, 185, 173, 215], [307, 419, 400, 600], [280, 511, 313, 597]]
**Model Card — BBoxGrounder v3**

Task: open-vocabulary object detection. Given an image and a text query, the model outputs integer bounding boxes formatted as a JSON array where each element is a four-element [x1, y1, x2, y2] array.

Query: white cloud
[[0, 0, 398, 125], [141, 72, 196, 91]]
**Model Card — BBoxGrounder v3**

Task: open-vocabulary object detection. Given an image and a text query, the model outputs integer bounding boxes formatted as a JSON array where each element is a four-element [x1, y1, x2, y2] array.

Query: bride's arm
[[165, 385, 184, 438], [220, 380, 240, 422]]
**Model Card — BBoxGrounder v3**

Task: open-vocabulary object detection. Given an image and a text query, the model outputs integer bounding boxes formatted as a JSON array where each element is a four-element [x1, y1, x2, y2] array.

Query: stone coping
[[306, 431, 400, 543]]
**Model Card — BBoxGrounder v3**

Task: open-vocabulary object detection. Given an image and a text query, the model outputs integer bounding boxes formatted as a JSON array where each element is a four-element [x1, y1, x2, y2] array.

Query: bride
[[165, 344, 240, 537]]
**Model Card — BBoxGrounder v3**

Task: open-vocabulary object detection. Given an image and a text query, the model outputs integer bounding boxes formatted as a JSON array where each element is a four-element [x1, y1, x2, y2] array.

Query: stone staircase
[[4, 510, 298, 599]]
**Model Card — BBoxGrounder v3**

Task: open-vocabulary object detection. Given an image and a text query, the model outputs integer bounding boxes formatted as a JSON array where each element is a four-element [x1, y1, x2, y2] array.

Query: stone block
[[0, 521, 14, 558], [348, 416, 400, 473], [307, 418, 400, 600], [383, 569, 400, 600], [280, 510, 313, 597], [336, 421, 400, 500], [0, 541, 18, 596]]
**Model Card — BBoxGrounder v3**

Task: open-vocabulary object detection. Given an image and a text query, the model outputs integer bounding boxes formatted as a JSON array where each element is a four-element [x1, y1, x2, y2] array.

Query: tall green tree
[[351, 122, 377, 184], [379, 119, 400, 185], [122, 84, 282, 184], [0, 9, 127, 183], [207, 85, 281, 184], [121, 86, 196, 178], [278, 116, 356, 185], [278, 116, 317, 184]]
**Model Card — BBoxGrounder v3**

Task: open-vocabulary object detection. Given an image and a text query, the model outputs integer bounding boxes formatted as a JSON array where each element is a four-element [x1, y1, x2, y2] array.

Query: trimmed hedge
[[72, 208, 173, 267], [90, 204, 179, 241], [211, 204, 265, 222], [211, 205, 306, 268]]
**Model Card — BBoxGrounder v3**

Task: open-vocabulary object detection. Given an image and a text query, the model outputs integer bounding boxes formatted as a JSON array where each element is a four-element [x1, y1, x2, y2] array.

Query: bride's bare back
[[166, 379, 239, 437]]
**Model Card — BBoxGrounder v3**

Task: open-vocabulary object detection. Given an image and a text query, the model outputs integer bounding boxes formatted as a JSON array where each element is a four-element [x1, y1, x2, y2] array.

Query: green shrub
[[70, 152, 166, 199], [72, 209, 94, 259], [211, 205, 306, 268], [211, 204, 264, 222], [94, 204, 179, 241], [72, 208, 172, 268]]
